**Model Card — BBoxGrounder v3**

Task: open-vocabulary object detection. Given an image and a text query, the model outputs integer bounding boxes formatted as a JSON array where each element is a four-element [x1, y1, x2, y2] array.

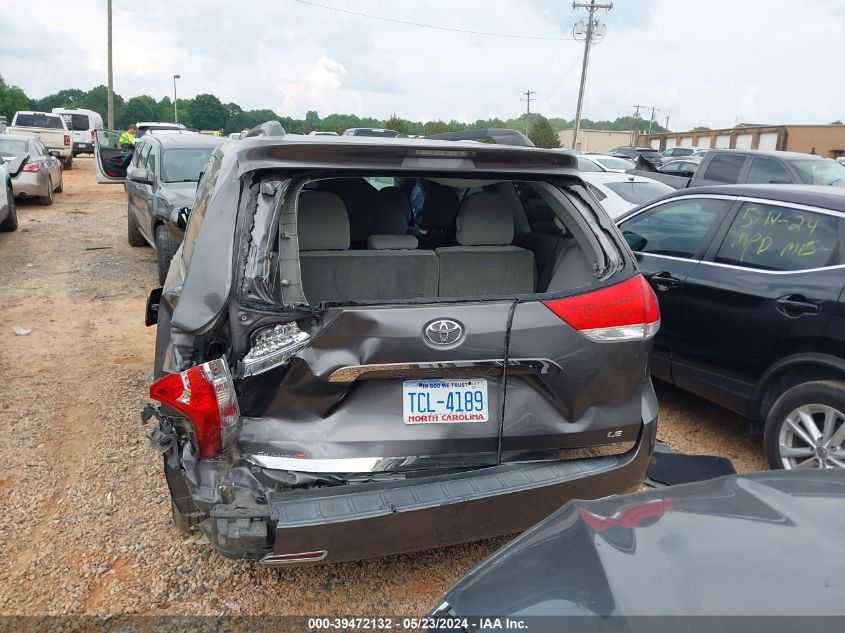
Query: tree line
[[0, 75, 668, 148]]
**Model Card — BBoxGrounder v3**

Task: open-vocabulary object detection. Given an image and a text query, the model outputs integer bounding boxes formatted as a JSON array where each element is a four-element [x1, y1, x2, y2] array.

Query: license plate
[[403, 379, 488, 424]]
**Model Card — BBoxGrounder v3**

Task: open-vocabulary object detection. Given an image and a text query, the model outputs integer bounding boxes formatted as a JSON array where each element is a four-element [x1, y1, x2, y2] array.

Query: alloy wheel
[[778, 404, 845, 469]]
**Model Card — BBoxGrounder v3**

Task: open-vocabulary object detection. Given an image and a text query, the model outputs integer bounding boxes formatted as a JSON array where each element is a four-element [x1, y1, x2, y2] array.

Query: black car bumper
[[201, 417, 656, 566]]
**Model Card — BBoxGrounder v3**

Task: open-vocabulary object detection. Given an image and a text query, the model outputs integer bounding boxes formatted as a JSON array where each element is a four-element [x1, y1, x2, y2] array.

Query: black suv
[[144, 126, 660, 566], [617, 184, 845, 470]]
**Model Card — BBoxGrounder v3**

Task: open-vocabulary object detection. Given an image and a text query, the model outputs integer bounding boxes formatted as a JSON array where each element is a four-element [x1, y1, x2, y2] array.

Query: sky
[[1, 0, 843, 131]]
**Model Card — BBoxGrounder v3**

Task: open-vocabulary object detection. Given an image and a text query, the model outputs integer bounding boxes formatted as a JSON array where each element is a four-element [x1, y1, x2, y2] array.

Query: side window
[[747, 158, 792, 184], [515, 182, 565, 235], [620, 198, 730, 259], [715, 203, 840, 271], [577, 157, 601, 172], [702, 154, 746, 184], [133, 143, 150, 168], [145, 145, 157, 177], [181, 156, 221, 266]]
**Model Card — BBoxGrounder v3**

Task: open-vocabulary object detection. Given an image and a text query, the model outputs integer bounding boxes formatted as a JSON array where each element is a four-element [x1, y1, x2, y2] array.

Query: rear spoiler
[[246, 121, 287, 138], [426, 128, 534, 147]]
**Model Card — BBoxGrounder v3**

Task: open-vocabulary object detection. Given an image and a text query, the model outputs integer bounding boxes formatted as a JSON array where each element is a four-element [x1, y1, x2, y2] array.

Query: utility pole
[[521, 90, 536, 134], [107, 0, 114, 130], [647, 105, 660, 134], [630, 104, 646, 145], [571, 0, 613, 150], [664, 111, 670, 132], [173, 74, 181, 124]]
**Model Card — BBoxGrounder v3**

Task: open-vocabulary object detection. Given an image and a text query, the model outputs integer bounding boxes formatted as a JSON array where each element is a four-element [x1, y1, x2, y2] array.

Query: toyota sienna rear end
[[144, 129, 659, 566]]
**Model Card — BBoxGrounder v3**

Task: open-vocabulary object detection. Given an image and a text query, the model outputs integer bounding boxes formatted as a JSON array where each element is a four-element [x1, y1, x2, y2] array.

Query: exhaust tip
[[260, 550, 327, 566]]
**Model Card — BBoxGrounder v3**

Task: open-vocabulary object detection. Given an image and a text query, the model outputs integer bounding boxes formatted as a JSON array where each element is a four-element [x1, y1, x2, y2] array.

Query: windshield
[[161, 148, 215, 182], [596, 157, 634, 170], [0, 139, 28, 153], [788, 159, 845, 187], [605, 180, 674, 204], [14, 113, 64, 129]]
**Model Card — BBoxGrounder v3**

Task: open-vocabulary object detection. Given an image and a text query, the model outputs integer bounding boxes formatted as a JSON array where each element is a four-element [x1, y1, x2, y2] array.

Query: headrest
[[421, 185, 460, 230], [379, 186, 412, 221], [456, 192, 514, 246], [367, 234, 419, 250], [297, 190, 350, 251]]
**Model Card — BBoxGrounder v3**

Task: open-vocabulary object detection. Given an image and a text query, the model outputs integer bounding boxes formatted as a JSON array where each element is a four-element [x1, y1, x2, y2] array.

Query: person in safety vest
[[213, 128, 223, 137], [118, 125, 138, 149]]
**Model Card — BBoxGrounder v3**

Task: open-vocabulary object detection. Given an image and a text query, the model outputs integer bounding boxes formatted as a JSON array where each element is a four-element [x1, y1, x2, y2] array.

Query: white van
[[52, 108, 104, 156]]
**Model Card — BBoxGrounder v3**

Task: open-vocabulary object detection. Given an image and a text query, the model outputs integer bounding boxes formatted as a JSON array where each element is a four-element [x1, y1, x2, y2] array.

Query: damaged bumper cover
[[201, 417, 656, 566]]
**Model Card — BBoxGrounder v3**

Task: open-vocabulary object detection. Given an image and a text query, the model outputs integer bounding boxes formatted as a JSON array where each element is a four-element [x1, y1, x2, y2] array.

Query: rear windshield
[[350, 129, 399, 137], [67, 114, 90, 130], [14, 113, 64, 129], [0, 139, 28, 153], [788, 159, 845, 187], [605, 181, 673, 205], [596, 157, 634, 171], [161, 148, 215, 182]]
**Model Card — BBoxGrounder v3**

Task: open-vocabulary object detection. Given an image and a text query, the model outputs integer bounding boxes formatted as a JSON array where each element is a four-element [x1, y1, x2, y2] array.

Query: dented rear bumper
[[201, 417, 656, 566]]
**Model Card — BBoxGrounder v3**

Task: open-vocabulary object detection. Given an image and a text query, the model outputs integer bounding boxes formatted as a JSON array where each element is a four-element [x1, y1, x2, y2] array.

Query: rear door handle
[[775, 295, 820, 317], [648, 271, 680, 291]]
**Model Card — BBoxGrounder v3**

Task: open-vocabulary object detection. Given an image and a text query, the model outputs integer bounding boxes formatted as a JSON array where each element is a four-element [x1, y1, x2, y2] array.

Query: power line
[[293, 0, 575, 41]]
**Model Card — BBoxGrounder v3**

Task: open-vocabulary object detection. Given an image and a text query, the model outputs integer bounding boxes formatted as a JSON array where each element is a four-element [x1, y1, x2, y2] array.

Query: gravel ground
[[0, 157, 767, 617]]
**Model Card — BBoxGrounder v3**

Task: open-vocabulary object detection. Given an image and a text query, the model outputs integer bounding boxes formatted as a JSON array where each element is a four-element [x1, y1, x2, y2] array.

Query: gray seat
[[435, 191, 535, 297], [298, 191, 439, 305], [376, 186, 413, 235]]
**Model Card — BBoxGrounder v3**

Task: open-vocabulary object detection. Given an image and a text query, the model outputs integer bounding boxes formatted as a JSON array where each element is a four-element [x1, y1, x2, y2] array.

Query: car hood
[[439, 470, 845, 617], [157, 181, 198, 208]]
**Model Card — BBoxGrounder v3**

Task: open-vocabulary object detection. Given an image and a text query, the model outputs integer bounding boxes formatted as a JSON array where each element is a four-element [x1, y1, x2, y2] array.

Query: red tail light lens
[[90, 130, 95, 139], [149, 358, 239, 459], [64, 134, 70, 147], [543, 274, 660, 342], [22, 162, 40, 173]]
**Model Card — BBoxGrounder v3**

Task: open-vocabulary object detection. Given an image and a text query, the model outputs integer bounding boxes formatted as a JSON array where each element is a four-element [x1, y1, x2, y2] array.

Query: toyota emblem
[[424, 319, 464, 346]]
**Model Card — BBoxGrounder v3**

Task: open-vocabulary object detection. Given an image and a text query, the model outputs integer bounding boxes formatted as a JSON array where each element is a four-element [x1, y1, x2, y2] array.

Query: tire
[[127, 205, 146, 247], [38, 177, 54, 206], [0, 184, 18, 232], [155, 224, 178, 285], [56, 171, 64, 193], [63, 156, 73, 170], [763, 380, 845, 470]]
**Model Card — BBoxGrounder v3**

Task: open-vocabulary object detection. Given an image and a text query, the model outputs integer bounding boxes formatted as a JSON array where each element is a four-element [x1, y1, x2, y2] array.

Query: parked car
[[0, 157, 16, 233], [94, 130, 224, 283], [609, 146, 663, 164], [657, 156, 702, 177], [0, 135, 64, 206], [430, 470, 845, 623], [576, 154, 636, 173], [837, 156, 845, 167], [143, 129, 660, 566], [136, 122, 186, 137], [342, 127, 400, 137], [308, 131, 340, 136], [632, 148, 845, 190], [52, 107, 103, 156], [659, 145, 707, 162], [581, 171, 675, 219], [616, 184, 845, 469], [7, 111, 73, 169]]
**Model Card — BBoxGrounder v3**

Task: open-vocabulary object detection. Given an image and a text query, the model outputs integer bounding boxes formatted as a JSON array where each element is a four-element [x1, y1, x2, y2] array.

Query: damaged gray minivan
[[144, 125, 660, 566]]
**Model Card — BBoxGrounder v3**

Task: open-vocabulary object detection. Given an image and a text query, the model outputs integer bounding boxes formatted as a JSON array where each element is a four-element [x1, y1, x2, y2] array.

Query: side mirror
[[49, 150, 61, 158], [170, 206, 191, 230], [127, 166, 154, 185]]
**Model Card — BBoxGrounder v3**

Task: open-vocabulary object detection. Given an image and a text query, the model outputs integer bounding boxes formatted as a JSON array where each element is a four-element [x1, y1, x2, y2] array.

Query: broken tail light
[[241, 322, 310, 377], [149, 358, 239, 459], [22, 162, 40, 173], [543, 274, 660, 342]]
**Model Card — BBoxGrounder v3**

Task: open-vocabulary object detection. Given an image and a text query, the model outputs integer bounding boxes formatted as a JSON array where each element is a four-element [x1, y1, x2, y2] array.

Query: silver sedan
[[0, 135, 63, 206]]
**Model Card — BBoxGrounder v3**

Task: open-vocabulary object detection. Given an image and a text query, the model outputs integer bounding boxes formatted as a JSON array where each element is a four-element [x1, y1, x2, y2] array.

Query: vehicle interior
[[290, 175, 603, 305]]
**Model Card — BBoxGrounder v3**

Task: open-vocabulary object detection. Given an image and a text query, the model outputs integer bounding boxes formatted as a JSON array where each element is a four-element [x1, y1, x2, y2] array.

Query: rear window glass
[[161, 148, 215, 182], [0, 139, 28, 153], [14, 113, 64, 129], [69, 114, 90, 130], [605, 181, 673, 205], [715, 203, 840, 271], [702, 154, 745, 183], [595, 157, 633, 171], [348, 129, 399, 137]]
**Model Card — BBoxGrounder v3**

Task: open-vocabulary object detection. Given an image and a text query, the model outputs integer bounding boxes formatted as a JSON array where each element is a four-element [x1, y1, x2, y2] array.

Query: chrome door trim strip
[[326, 358, 563, 383]]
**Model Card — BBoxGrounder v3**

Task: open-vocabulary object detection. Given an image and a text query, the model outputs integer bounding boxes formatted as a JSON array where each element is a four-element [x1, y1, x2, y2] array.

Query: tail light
[[543, 274, 660, 342], [22, 162, 40, 173], [64, 134, 70, 147], [241, 322, 310, 377], [90, 130, 95, 139], [149, 358, 239, 459]]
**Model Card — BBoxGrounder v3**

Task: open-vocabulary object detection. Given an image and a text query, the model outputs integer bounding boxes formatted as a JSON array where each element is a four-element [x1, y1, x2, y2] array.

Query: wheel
[[764, 380, 845, 470], [127, 205, 146, 247], [155, 224, 178, 285], [38, 177, 54, 206], [56, 171, 64, 193], [63, 156, 73, 170], [0, 184, 18, 232]]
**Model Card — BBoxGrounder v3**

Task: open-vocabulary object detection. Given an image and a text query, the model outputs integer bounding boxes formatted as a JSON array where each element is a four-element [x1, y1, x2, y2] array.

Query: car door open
[[94, 130, 134, 183]]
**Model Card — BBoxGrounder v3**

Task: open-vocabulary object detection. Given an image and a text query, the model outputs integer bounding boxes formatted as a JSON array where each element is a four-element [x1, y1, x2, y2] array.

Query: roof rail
[[245, 121, 287, 138], [426, 128, 534, 147]]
